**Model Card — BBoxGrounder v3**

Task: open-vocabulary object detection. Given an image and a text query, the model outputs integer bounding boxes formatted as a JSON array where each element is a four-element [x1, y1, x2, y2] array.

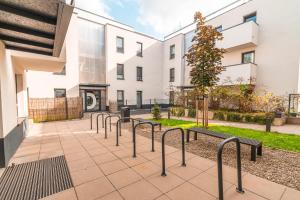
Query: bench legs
[[257, 145, 262, 156], [250, 146, 256, 161], [194, 131, 198, 141], [186, 130, 190, 143]]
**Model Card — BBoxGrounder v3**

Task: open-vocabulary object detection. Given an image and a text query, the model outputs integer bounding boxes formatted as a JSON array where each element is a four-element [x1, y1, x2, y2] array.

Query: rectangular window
[[215, 25, 222, 32], [116, 36, 124, 53], [136, 42, 143, 57], [117, 64, 124, 80], [170, 68, 175, 82], [136, 66, 143, 81], [117, 90, 124, 106], [170, 44, 175, 59], [53, 65, 66, 75], [244, 12, 256, 23], [54, 88, 66, 98], [242, 51, 255, 64]]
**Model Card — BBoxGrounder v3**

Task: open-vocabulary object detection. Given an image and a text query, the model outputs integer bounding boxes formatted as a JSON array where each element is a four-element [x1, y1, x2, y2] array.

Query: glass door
[[136, 91, 142, 109], [83, 90, 101, 112]]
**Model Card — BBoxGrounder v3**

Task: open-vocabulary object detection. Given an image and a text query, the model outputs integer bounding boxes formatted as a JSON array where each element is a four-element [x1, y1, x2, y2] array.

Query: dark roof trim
[[0, 33, 53, 49], [0, 1, 57, 25], [5, 45, 52, 56], [0, 21, 55, 39], [79, 84, 110, 88]]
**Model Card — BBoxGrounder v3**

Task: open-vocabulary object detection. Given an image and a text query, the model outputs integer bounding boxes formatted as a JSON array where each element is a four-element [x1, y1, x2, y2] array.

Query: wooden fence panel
[[29, 97, 83, 122]]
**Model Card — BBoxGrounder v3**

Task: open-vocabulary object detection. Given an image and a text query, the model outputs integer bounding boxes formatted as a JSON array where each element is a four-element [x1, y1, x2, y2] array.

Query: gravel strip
[[123, 124, 300, 191]]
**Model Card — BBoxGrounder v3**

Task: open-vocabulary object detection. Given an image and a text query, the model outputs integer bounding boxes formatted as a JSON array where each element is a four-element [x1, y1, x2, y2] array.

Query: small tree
[[185, 12, 225, 127], [152, 103, 161, 120], [185, 12, 226, 95]]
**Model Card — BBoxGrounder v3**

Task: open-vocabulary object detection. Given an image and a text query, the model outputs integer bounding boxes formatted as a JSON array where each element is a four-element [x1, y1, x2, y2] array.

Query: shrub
[[226, 112, 242, 122], [188, 108, 196, 118], [244, 114, 254, 123], [213, 111, 225, 120], [253, 115, 267, 125], [176, 107, 185, 117], [151, 103, 161, 120]]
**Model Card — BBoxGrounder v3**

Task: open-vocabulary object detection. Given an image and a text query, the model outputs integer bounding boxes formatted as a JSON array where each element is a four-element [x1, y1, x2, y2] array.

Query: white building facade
[[26, 0, 300, 112]]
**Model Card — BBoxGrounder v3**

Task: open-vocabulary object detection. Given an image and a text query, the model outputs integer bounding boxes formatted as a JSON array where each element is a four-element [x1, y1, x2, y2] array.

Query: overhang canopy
[[0, 0, 74, 57]]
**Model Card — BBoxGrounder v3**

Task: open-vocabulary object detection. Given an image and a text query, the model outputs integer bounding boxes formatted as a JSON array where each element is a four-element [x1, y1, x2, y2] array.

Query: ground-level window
[[136, 91, 142, 109], [169, 91, 175, 105], [117, 64, 124, 80], [244, 12, 257, 23], [136, 66, 143, 81], [170, 68, 175, 82], [54, 88, 66, 98], [242, 51, 255, 64], [117, 90, 124, 106]]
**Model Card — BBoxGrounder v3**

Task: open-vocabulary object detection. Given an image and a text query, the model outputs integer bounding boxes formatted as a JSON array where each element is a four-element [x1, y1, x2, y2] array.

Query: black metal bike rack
[[115, 117, 135, 146], [90, 112, 103, 130], [96, 113, 111, 133], [132, 121, 155, 157], [161, 128, 186, 176], [217, 137, 244, 200], [104, 115, 120, 139]]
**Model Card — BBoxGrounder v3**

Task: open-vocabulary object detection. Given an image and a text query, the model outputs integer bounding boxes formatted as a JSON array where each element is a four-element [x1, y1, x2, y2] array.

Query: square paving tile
[[67, 157, 96, 172], [132, 161, 161, 178], [243, 173, 286, 200], [122, 156, 147, 167], [188, 156, 215, 171], [99, 159, 128, 175], [151, 156, 180, 169], [205, 165, 248, 184], [71, 166, 104, 186], [189, 171, 232, 197], [119, 180, 162, 200], [166, 182, 215, 200], [96, 191, 123, 200], [75, 177, 115, 200], [40, 188, 77, 200], [147, 173, 185, 193], [281, 187, 300, 200], [93, 152, 118, 164], [169, 165, 202, 181], [224, 186, 267, 200], [107, 168, 142, 189]]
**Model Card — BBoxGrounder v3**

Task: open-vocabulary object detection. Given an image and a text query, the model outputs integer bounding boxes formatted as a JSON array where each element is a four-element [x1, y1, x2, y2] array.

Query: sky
[[75, 0, 239, 39]]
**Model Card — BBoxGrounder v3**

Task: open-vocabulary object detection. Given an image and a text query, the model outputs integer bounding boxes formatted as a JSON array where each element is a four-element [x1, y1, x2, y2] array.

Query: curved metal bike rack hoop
[[132, 122, 155, 157], [217, 137, 244, 200], [90, 112, 103, 130], [161, 128, 186, 176], [104, 115, 120, 139], [115, 117, 135, 146], [96, 113, 111, 133]]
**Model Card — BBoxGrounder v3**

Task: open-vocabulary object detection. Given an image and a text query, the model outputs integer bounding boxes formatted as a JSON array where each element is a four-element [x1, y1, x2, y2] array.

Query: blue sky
[[76, 0, 239, 39]]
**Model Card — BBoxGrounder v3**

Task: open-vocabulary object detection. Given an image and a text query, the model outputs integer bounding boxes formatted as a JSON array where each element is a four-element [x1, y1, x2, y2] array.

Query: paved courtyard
[[2, 118, 300, 200]]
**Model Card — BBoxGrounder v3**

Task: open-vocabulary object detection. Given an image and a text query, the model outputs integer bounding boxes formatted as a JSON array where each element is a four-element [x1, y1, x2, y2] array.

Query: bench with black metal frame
[[186, 127, 262, 161], [134, 118, 162, 131], [104, 114, 120, 139]]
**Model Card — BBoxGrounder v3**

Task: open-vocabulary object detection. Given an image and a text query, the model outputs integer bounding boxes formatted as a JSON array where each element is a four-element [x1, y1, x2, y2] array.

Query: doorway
[[136, 91, 142, 109]]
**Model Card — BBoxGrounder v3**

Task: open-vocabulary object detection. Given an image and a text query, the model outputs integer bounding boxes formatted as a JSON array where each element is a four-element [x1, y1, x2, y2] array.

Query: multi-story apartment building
[[26, 0, 300, 112]]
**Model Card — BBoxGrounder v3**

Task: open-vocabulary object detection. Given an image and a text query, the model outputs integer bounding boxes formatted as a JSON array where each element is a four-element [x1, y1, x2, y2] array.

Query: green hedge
[[187, 108, 196, 118], [170, 107, 185, 117], [213, 110, 269, 125]]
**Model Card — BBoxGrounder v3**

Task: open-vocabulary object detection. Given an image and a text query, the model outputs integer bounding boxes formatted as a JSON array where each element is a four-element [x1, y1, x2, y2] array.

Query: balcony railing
[[218, 63, 257, 85], [216, 21, 259, 51]]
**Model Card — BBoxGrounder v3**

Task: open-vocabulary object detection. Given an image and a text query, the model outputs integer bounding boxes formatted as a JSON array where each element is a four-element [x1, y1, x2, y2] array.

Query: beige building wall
[[105, 24, 164, 104], [0, 42, 18, 138]]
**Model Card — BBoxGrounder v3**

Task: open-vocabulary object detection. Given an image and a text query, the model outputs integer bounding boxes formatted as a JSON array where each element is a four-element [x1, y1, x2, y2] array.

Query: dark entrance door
[[83, 90, 101, 112], [136, 91, 142, 109]]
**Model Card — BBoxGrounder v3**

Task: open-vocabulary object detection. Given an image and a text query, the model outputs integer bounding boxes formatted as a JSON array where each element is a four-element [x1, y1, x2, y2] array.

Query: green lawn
[[151, 118, 300, 153]]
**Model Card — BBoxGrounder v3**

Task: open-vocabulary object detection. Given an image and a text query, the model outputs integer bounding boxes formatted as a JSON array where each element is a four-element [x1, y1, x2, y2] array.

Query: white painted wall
[[26, 14, 80, 98], [0, 42, 18, 138], [105, 24, 164, 105]]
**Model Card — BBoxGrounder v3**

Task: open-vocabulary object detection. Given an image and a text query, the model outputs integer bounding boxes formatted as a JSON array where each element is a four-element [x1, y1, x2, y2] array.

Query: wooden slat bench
[[186, 127, 262, 161], [134, 118, 162, 130]]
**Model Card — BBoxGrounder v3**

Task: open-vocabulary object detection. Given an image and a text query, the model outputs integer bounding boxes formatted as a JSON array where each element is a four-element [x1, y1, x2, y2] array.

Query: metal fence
[[29, 97, 83, 122]]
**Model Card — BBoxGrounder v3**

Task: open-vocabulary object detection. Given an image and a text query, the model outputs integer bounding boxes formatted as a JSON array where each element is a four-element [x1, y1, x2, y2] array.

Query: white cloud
[[136, 0, 237, 35], [76, 0, 112, 18]]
